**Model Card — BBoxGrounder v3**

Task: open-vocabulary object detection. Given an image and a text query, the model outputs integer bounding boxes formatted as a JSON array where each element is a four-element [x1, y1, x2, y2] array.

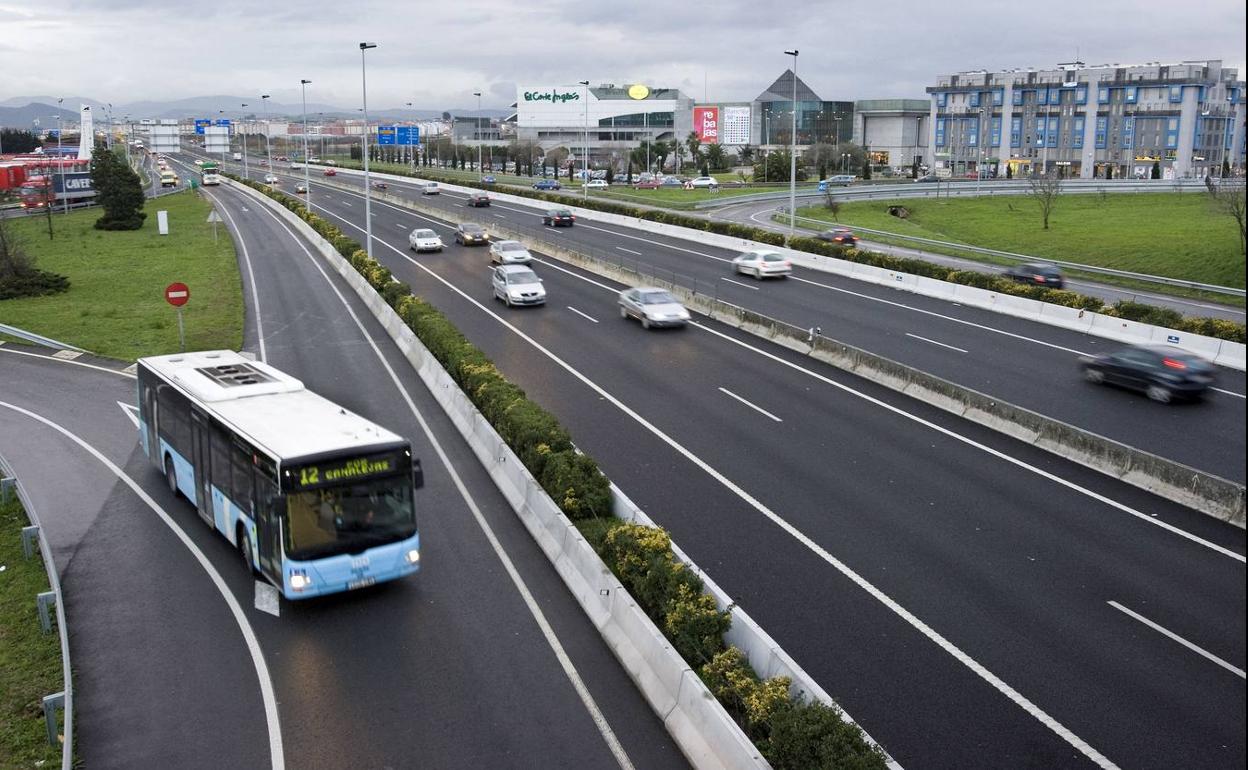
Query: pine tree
[[92, 149, 146, 230]]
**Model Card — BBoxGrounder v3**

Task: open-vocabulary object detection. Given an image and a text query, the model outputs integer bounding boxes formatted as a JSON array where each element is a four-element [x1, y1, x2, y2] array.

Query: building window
[[1072, 117, 1084, 149], [1010, 117, 1022, 148], [1095, 117, 1107, 149], [1075, 86, 1088, 104]]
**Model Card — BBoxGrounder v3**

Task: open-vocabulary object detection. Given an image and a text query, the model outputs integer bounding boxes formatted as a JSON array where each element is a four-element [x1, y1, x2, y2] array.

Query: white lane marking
[[342, 201, 352, 206], [116, 401, 140, 428], [0, 348, 134, 378], [322, 207, 1120, 768], [492, 213, 507, 219], [1212, 387, 1245, 399], [245, 189, 635, 770], [906, 332, 969, 353], [1108, 601, 1245, 679], [254, 581, 281, 617], [615, 247, 642, 256], [567, 306, 599, 324], [721, 277, 760, 291], [203, 192, 268, 363], [718, 387, 782, 422], [0, 400, 286, 769], [396, 224, 407, 229]]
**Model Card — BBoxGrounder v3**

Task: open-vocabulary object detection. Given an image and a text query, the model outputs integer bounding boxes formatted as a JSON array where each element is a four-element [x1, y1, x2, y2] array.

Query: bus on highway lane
[[136, 350, 423, 599]]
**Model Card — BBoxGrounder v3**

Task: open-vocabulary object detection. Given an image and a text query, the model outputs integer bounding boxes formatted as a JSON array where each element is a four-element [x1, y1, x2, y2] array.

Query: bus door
[[254, 472, 282, 581], [189, 410, 213, 525]]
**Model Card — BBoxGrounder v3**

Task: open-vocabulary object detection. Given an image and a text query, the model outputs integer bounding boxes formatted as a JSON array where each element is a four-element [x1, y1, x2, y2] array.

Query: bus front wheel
[[238, 527, 255, 576], [164, 456, 178, 497]]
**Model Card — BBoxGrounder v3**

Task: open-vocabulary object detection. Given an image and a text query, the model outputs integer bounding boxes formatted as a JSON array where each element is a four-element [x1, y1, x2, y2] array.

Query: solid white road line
[[0, 400, 286, 769], [906, 332, 969, 353], [327, 209, 1120, 768], [567, 306, 599, 324], [116, 401, 140, 428], [243, 188, 634, 770], [1108, 600, 1245, 679], [203, 192, 268, 362], [615, 246, 642, 255], [718, 387, 782, 422], [721, 277, 760, 291], [1211, 387, 1245, 399], [0, 347, 134, 378], [342, 201, 352, 206]]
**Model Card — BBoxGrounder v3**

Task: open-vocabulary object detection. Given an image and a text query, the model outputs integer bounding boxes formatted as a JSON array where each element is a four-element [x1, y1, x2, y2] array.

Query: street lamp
[[261, 94, 273, 175], [579, 80, 590, 198], [784, 50, 799, 245], [975, 107, 985, 197], [56, 98, 67, 213], [240, 103, 249, 179], [300, 79, 311, 208], [473, 91, 482, 176], [106, 103, 113, 150], [406, 102, 415, 171], [218, 110, 228, 168], [359, 42, 377, 259]]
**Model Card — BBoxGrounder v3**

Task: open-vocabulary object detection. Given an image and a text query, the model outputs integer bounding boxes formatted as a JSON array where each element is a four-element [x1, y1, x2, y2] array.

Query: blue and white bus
[[136, 350, 423, 599]]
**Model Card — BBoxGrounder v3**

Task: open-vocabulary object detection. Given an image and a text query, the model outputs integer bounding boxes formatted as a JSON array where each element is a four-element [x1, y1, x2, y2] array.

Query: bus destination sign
[[289, 451, 402, 490]]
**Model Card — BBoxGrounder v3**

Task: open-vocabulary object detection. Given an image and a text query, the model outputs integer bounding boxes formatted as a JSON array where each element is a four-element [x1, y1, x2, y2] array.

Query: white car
[[295, 183, 308, 194], [731, 250, 792, 279], [584, 179, 609, 189], [264, 174, 279, 184], [618, 287, 690, 329], [489, 240, 533, 264], [689, 176, 720, 188], [421, 182, 440, 195], [492, 264, 546, 307], [408, 228, 444, 252]]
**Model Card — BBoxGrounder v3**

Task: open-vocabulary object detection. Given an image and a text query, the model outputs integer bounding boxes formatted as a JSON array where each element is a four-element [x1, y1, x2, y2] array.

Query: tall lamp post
[[473, 91, 482, 175], [56, 98, 67, 213], [359, 42, 377, 259], [784, 50, 799, 244], [406, 102, 415, 171], [579, 80, 590, 198], [106, 103, 113, 150], [300, 79, 311, 207], [240, 103, 249, 179], [261, 94, 273, 174], [975, 107, 985, 197], [218, 110, 228, 168]]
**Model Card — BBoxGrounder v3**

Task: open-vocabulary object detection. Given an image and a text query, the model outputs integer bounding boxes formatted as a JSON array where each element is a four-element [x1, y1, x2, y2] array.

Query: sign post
[[206, 210, 223, 243], [165, 282, 190, 352]]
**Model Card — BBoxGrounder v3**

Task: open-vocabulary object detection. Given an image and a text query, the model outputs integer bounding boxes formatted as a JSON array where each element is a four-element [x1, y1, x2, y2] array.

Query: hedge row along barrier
[[319, 162, 1246, 344], [228, 173, 888, 769]]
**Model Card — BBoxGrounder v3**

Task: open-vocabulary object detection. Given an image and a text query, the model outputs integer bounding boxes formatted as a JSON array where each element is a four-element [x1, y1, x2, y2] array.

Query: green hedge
[[232, 172, 887, 766], [328, 163, 1244, 343]]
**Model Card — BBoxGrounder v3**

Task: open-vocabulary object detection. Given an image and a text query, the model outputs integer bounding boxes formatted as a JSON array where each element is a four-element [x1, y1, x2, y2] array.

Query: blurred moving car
[[467, 192, 491, 207], [1080, 345, 1216, 403], [585, 179, 609, 189], [492, 264, 546, 307], [1003, 262, 1064, 289], [633, 179, 661, 189], [422, 182, 440, 195], [372, 181, 388, 190], [731, 250, 792, 279], [816, 227, 859, 246], [322, 168, 337, 176], [533, 179, 561, 191], [489, 240, 533, 264], [264, 174, 279, 184], [658, 177, 684, 187], [455, 222, 489, 245], [295, 183, 308, 194], [408, 228, 444, 252], [542, 209, 575, 227], [618, 287, 690, 329], [689, 176, 720, 188], [824, 174, 856, 186], [481, 175, 496, 185], [915, 174, 940, 183]]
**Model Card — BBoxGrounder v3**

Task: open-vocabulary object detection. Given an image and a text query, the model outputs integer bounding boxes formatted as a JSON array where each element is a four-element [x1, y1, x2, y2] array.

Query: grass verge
[[0, 494, 65, 767], [0, 189, 244, 360]]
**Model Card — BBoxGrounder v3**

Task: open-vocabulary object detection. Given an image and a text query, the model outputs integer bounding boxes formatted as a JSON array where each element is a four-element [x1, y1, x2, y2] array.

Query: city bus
[[136, 350, 423, 599], [201, 161, 221, 185]]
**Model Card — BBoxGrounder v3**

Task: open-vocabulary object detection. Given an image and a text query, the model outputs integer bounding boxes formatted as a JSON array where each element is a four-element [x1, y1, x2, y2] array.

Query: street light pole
[[301, 79, 311, 208], [784, 50, 799, 245], [473, 91, 482, 176], [106, 103, 113, 151], [240, 103, 249, 179], [56, 98, 67, 213], [261, 94, 273, 174], [218, 110, 227, 168], [579, 80, 590, 198], [975, 107, 984, 197], [359, 42, 377, 260], [406, 102, 415, 171]]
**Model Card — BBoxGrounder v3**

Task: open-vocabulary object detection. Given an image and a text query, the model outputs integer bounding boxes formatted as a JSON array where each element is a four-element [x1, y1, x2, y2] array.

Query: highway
[[1, 171, 687, 769], [212, 153, 1246, 769], [227, 156, 1245, 483]]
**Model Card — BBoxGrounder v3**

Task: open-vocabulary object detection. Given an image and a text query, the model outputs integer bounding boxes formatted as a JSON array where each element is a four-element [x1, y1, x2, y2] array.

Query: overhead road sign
[[377, 125, 397, 145]]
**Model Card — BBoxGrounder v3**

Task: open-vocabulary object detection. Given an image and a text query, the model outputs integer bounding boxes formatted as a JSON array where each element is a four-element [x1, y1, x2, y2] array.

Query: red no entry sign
[[165, 282, 190, 307]]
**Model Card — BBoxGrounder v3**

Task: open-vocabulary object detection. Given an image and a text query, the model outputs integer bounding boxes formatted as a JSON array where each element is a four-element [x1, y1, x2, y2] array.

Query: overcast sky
[[1, 0, 1244, 112]]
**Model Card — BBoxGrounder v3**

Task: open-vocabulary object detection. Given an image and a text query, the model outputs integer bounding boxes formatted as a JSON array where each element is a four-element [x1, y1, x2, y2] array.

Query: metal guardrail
[[1, 453, 74, 769], [0, 323, 87, 352], [770, 211, 1247, 297]]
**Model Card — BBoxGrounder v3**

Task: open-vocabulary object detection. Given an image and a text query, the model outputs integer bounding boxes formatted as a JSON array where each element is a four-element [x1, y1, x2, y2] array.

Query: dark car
[[455, 223, 489, 245], [543, 209, 575, 227], [1003, 262, 1064, 289], [467, 192, 491, 207], [481, 175, 496, 185], [915, 173, 940, 183], [816, 227, 859, 246], [1081, 345, 1216, 403], [533, 179, 561, 191], [658, 177, 684, 187]]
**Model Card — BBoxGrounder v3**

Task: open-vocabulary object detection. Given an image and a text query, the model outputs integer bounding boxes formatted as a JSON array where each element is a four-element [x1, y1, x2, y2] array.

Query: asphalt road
[[1, 171, 687, 770], [238, 158, 1246, 483], [231, 157, 1246, 769]]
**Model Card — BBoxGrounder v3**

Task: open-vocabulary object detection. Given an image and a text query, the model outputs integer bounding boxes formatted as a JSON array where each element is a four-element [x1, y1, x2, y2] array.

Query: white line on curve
[[204, 192, 268, 362], [241, 187, 635, 770], [718, 387, 782, 422], [615, 247, 642, 255], [0, 400, 286, 769], [567, 306, 599, 324], [906, 332, 969, 353], [1108, 600, 1245, 679], [720, 277, 760, 291]]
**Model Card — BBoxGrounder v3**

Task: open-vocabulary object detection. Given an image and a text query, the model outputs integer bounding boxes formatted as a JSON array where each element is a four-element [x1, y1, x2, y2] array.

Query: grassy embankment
[[0, 189, 244, 360]]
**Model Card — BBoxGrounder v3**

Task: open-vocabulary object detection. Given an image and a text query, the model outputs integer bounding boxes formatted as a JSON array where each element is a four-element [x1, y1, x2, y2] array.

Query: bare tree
[[0, 214, 34, 280], [1216, 178, 1247, 256], [1027, 170, 1062, 230]]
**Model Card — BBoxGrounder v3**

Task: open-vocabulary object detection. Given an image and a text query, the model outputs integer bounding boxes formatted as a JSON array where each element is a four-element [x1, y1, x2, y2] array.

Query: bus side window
[[209, 421, 232, 497]]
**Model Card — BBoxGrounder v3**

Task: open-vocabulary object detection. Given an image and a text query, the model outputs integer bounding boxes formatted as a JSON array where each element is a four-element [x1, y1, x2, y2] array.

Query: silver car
[[618, 287, 690, 329], [731, 250, 792, 279], [408, 228, 444, 252], [489, 240, 533, 264], [492, 264, 546, 307]]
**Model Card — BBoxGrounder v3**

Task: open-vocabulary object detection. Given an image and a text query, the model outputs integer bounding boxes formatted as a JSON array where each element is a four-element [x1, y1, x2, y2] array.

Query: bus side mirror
[[412, 459, 424, 490]]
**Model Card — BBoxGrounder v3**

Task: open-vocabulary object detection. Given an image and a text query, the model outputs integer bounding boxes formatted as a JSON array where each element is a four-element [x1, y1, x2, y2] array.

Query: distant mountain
[[0, 102, 80, 129]]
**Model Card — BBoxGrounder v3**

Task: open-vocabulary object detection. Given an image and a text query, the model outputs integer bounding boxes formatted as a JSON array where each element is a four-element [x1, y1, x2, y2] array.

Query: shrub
[[600, 524, 703, 623], [538, 450, 611, 520], [766, 701, 887, 770], [1106, 300, 1183, 328], [663, 582, 730, 666], [701, 647, 793, 744], [0, 268, 70, 300]]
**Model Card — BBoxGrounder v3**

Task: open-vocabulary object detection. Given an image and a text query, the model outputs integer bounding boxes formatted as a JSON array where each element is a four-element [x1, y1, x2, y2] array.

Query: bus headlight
[[404, 549, 421, 565], [289, 570, 312, 591]]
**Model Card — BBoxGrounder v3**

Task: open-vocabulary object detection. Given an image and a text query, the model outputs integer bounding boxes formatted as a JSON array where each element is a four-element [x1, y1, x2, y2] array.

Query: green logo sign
[[524, 90, 581, 103]]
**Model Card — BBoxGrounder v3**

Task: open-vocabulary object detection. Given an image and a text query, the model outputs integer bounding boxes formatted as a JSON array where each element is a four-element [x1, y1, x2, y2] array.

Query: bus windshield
[[284, 474, 415, 561]]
